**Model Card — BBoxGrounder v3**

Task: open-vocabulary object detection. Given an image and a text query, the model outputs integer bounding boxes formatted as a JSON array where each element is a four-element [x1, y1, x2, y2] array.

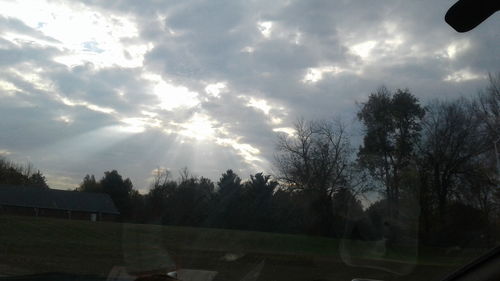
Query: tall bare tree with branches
[[274, 118, 356, 235]]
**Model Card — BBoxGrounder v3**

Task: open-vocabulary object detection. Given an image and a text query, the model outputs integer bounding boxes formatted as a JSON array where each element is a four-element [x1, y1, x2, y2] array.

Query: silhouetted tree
[[146, 170, 177, 224], [0, 157, 49, 188], [76, 174, 101, 192], [99, 170, 134, 220], [275, 118, 354, 235], [332, 188, 364, 234], [27, 171, 49, 189], [241, 173, 278, 231], [474, 73, 500, 243], [476, 73, 500, 140], [162, 172, 214, 226], [144, 168, 216, 226], [357, 87, 425, 220], [269, 188, 316, 234], [213, 169, 243, 229], [418, 99, 488, 223], [129, 189, 147, 223]]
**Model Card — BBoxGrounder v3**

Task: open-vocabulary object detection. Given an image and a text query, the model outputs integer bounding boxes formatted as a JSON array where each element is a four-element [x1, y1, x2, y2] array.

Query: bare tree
[[151, 167, 172, 190], [274, 118, 355, 235], [418, 98, 490, 221], [476, 73, 500, 140], [275, 118, 352, 196]]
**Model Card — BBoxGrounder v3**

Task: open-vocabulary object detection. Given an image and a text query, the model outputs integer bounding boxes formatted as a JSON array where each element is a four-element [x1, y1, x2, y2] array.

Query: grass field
[[0, 215, 487, 281]]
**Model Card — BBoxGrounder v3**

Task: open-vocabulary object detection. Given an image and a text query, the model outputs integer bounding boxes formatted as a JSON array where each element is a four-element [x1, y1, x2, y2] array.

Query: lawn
[[0, 216, 484, 281]]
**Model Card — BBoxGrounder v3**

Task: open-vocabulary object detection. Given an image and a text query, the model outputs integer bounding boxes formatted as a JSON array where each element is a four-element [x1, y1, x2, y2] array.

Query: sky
[[0, 0, 498, 192]]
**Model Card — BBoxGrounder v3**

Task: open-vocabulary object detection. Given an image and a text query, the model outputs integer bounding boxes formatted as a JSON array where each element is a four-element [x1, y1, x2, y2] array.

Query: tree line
[[0, 157, 49, 189], [2, 74, 499, 248]]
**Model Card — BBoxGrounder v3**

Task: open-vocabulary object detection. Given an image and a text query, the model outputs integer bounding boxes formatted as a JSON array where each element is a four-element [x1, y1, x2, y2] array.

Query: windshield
[[0, 1, 499, 281]]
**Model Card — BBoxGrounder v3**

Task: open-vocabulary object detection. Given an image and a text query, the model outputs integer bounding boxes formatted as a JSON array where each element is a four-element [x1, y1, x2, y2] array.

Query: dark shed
[[0, 185, 119, 221]]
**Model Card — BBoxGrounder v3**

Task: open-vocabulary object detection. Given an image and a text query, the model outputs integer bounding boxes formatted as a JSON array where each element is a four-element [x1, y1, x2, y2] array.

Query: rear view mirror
[[445, 0, 499, 32]]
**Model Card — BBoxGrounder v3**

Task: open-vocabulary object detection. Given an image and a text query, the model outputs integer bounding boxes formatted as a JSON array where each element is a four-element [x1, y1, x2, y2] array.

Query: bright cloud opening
[[442, 39, 470, 59], [0, 80, 21, 93], [257, 21, 273, 38], [302, 66, 343, 83], [216, 138, 262, 163], [6, 66, 54, 92], [0, 0, 152, 68], [119, 118, 147, 133], [163, 111, 266, 168], [246, 97, 272, 115], [350, 40, 377, 60], [55, 115, 73, 124], [205, 82, 227, 98], [175, 113, 217, 141], [273, 127, 295, 136], [444, 69, 485, 82], [271, 117, 283, 125], [143, 73, 200, 111], [382, 22, 404, 49], [58, 96, 116, 114], [154, 81, 200, 111]]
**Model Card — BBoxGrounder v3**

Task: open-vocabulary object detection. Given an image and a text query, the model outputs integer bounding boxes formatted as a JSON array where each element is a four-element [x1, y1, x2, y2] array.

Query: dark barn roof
[[0, 185, 119, 215]]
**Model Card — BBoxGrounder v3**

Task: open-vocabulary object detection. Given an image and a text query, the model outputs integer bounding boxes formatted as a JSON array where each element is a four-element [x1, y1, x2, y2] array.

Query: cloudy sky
[[0, 0, 498, 191]]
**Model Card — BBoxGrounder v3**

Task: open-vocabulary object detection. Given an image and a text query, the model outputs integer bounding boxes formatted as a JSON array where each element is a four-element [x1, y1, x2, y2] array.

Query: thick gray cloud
[[0, 0, 498, 191]]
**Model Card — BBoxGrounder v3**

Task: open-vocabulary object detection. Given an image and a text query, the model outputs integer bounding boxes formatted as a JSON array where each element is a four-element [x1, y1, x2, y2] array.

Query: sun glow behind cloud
[[162, 112, 266, 170], [143, 73, 200, 111], [0, 1, 275, 175], [173, 113, 217, 141]]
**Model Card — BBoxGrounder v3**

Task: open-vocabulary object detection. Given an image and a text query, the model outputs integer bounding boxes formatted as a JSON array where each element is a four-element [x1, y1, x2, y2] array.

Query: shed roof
[[0, 185, 119, 215]]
